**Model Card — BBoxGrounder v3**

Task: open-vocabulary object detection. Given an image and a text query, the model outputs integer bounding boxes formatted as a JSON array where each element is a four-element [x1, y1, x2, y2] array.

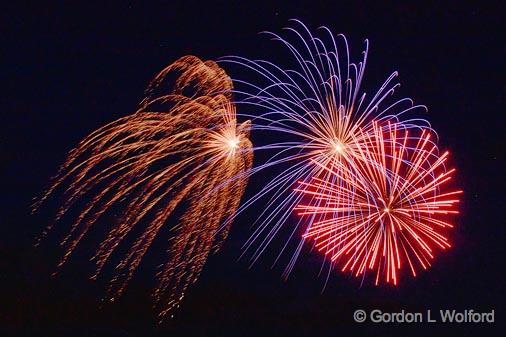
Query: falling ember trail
[[33, 56, 253, 320]]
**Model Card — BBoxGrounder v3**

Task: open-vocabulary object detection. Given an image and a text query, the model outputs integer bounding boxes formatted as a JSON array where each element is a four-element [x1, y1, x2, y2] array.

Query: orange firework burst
[[33, 56, 252, 319], [295, 122, 461, 285]]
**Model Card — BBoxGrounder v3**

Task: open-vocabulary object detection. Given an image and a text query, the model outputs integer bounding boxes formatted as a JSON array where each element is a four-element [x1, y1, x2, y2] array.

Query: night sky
[[2, 1, 505, 336]]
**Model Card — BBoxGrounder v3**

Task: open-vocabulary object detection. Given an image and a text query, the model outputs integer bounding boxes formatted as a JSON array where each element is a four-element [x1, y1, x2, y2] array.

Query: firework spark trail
[[33, 56, 253, 319], [295, 122, 461, 284], [220, 20, 433, 276]]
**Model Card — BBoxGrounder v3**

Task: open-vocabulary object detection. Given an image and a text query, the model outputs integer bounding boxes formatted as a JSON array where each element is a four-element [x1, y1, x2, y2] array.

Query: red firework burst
[[295, 122, 462, 285]]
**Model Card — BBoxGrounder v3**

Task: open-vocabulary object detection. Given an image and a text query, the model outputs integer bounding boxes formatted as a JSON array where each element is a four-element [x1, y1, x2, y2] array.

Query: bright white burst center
[[331, 140, 344, 154], [227, 138, 240, 149]]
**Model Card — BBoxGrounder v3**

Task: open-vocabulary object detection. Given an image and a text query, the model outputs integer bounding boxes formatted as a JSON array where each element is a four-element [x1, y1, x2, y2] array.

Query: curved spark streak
[[33, 56, 253, 320]]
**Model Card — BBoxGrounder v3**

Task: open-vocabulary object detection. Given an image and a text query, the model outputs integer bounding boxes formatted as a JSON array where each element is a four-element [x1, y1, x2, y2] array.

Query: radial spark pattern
[[295, 122, 461, 284]]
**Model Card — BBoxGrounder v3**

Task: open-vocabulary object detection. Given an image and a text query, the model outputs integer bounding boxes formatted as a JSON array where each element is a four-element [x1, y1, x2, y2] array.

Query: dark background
[[1, 1, 504, 336]]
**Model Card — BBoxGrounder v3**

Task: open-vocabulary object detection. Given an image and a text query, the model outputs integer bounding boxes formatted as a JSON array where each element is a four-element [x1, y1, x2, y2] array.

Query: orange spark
[[33, 56, 253, 320]]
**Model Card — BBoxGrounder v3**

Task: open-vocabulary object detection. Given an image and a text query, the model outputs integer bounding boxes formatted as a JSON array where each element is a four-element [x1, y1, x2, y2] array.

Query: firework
[[295, 122, 461, 284], [34, 56, 253, 319], [222, 20, 431, 279]]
